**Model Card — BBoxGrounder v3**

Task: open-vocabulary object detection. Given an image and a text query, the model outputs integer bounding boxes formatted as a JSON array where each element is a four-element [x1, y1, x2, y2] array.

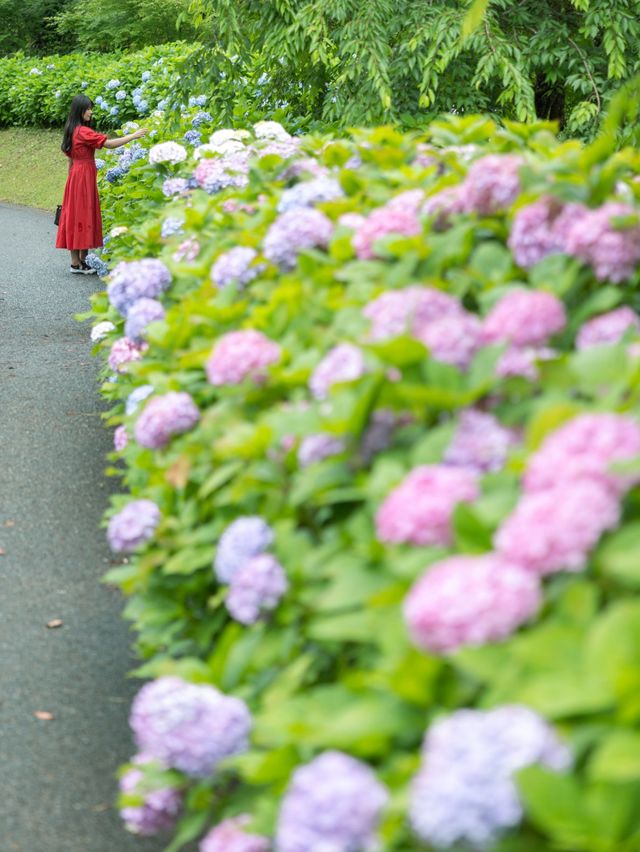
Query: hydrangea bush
[[88, 110, 640, 851]]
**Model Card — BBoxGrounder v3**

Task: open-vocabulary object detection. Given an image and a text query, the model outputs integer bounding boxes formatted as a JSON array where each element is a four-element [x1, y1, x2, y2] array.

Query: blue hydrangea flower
[[161, 217, 184, 239], [132, 87, 143, 99], [115, 90, 127, 101], [192, 111, 213, 128], [84, 253, 110, 277], [106, 79, 121, 90], [94, 157, 105, 170], [106, 166, 126, 183], [410, 706, 572, 849], [183, 129, 202, 146], [214, 517, 274, 583], [107, 258, 172, 316], [141, 71, 152, 82], [162, 177, 189, 198], [136, 100, 149, 114], [157, 98, 169, 110], [110, 106, 120, 116], [277, 177, 344, 213], [188, 94, 207, 107], [126, 384, 154, 416], [210, 247, 259, 289], [81, 81, 88, 89], [124, 298, 166, 342]]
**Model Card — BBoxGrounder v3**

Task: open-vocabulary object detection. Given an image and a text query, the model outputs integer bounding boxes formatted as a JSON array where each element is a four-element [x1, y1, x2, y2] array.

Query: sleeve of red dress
[[77, 125, 108, 149]]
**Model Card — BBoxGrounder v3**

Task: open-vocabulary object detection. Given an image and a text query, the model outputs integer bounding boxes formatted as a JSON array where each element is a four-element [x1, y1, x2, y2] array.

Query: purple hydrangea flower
[[263, 208, 334, 269], [461, 154, 522, 215], [126, 384, 154, 415], [211, 247, 259, 289], [277, 176, 344, 213], [162, 177, 189, 197], [309, 343, 366, 400], [360, 409, 412, 463], [130, 677, 252, 778], [565, 202, 640, 282], [119, 755, 181, 836], [298, 433, 346, 467], [134, 392, 200, 449], [124, 298, 166, 342], [226, 553, 288, 625], [214, 517, 274, 583], [444, 409, 516, 473], [508, 196, 573, 268], [107, 499, 161, 553], [206, 330, 281, 386], [173, 238, 200, 263], [276, 751, 388, 852], [107, 259, 171, 316], [106, 165, 126, 183], [200, 816, 270, 852], [376, 464, 479, 547], [576, 306, 640, 350], [410, 706, 571, 849], [422, 186, 465, 228], [363, 286, 462, 342]]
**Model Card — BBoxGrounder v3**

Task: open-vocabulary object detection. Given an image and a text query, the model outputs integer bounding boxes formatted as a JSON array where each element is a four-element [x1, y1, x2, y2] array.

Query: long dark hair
[[61, 94, 93, 154]]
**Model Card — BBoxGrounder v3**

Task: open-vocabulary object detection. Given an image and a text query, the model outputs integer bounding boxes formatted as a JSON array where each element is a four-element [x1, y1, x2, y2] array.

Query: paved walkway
[[0, 204, 159, 851]]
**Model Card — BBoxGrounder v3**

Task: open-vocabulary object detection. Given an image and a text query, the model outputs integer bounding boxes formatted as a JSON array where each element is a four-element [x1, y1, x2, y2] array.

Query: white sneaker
[[70, 265, 83, 274]]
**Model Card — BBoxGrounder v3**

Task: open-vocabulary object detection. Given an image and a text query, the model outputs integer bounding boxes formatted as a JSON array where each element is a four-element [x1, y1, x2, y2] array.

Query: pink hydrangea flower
[[495, 479, 620, 575], [353, 205, 421, 259], [482, 290, 566, 347], [376, 465, 479, 547], [415, 312, 483, 370], [461, 155, 522, 215], [134, 392, 200, 449], [495, 346, 555, 381], [108, 337, 148, 373], [422, 186, 465, 228], [298, 433, 346, 467], [114, 425, 128, 452], [386, 189, 425, 214], [576, 306, 640, 350], [172, 237, 200, 263], [444, 409, 516, 473], [309, 343, 366, 400], [508, 196, 568, 268], [200, 816, 269, 852], [363, 286, 462, 342], [404, 555, 541, 653], [564, 202, 640, 282], [206, 330, 281, 386], [524, 413, 640, 495]]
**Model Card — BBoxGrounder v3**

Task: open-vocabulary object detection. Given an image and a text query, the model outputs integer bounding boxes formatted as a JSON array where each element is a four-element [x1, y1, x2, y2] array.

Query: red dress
[[56, 124, 108, 250]]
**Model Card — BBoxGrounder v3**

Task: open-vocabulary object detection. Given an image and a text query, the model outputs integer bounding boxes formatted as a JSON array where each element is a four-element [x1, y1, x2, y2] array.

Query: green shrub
[[88, 108, 640, 850]]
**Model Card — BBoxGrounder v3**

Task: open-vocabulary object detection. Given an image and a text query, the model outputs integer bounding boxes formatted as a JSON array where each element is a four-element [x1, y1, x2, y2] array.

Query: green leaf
[[589, 730, 640, 782], [595, 523, 640, 589], [518, 766, 591, 847]]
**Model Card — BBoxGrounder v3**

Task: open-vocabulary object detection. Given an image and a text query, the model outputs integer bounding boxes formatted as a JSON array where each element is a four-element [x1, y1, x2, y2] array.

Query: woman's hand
[[133, 127, 149, 139]]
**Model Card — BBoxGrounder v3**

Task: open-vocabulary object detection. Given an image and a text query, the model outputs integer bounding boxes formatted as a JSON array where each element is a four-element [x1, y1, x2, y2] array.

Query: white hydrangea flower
[[253, 120, 291, 140], [209, 128, 244, 145], [91, 321, 116, 342], [110, 226, 129, 238], [148, 141, 188, 165]]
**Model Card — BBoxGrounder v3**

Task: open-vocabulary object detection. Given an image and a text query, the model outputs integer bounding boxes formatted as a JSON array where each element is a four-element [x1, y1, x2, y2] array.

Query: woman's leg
[[79, 249, 88, 263], [70, 249, 81, 267]]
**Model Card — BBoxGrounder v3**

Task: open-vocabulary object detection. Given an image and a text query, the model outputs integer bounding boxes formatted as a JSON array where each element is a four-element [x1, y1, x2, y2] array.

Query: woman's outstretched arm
[[103, 127, 148, 149]]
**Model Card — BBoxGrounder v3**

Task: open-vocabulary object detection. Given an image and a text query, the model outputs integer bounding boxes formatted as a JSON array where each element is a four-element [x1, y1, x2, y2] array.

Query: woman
[[56, 94, 148, 274]]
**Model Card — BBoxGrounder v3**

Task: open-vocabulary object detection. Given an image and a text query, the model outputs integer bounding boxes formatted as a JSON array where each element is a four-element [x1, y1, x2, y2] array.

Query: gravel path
[[0, 203, 159, 851]]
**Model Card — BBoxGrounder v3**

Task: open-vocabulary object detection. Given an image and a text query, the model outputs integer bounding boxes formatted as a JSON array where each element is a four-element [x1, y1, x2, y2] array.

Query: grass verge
[[0, 127, 68, 210]]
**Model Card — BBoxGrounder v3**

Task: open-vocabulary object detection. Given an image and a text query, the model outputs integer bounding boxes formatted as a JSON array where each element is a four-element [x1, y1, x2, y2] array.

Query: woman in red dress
[[56, 94, 147, 274]]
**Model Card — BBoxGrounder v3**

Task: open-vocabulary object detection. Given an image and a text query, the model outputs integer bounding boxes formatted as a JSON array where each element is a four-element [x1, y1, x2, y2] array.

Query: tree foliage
[[186, 0, 640, 134], [0, 0, 74, 56], [53, 0, 197, 52]]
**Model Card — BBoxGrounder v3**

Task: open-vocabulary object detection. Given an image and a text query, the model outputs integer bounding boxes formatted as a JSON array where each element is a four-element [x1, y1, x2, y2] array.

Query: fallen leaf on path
[[34, 711, 54, 721], [0, 548, 5, 556], [46, 619, 64, 629], [4, 520, 15, 528]]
